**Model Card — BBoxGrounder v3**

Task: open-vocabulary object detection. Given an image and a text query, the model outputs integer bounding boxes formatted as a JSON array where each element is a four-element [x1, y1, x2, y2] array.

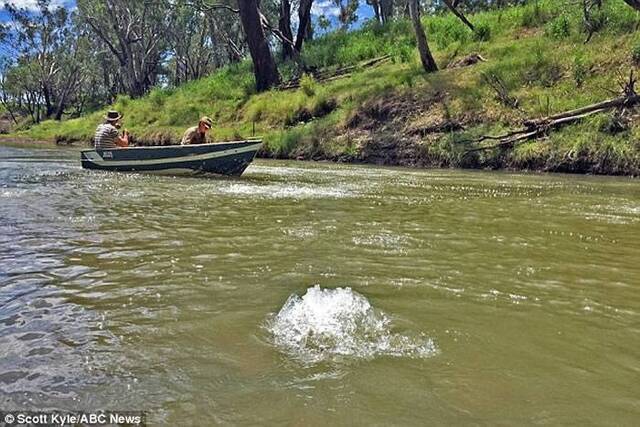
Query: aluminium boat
[[80, 139, 262, 176]]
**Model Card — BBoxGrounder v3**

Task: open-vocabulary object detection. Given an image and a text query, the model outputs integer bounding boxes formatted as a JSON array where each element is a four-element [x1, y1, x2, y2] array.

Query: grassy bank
[[8, 0, 640, 175]]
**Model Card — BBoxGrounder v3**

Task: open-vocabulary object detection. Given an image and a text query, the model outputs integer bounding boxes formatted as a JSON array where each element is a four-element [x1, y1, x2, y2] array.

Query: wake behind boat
[[81, 139, 262, 176]]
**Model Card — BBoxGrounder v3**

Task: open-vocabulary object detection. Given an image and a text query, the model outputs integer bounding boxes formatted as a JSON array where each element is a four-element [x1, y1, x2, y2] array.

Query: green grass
[[10, 0, 640, 174]]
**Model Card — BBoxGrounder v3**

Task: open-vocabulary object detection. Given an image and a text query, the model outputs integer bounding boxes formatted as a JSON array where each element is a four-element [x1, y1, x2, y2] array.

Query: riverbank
[[4, 1, 640, 176]]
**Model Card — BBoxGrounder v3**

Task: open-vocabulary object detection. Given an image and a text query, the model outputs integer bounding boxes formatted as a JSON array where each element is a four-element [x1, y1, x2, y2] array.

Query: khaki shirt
[[181, 126, 209, 145]]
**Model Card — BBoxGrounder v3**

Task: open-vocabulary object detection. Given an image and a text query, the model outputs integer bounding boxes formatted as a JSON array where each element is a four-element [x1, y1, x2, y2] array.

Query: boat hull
[[81, 140, 262, 176]]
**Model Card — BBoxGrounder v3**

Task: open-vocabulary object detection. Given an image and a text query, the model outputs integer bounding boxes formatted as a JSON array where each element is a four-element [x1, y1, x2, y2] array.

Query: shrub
[[604, 0, 637, 34], [302, 19, 414, 68], [572, 54, 589, 88], [473, 23, 492, 42], [164, 104, 200, 126], [394, 44, 414, 64], [520, 2, 549, 28], [522, 46, 563, 87], [545, 15, 571, 39], [114, 94, 131, 110], [148, 88, 169, 107], [300, 73, 317, 97], [427, 16, 471, 49]]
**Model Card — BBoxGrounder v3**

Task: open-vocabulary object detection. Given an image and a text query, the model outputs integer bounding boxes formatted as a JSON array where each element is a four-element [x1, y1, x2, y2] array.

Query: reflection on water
[[1, 145, 639, 424]]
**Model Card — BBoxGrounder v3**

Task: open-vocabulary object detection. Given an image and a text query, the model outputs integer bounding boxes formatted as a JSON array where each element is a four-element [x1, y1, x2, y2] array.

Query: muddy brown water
[[1, 144, 639, 425]]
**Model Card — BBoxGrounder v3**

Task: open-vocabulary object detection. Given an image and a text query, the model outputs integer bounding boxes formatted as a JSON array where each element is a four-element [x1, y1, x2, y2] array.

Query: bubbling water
[[267, 285, 438, 363]]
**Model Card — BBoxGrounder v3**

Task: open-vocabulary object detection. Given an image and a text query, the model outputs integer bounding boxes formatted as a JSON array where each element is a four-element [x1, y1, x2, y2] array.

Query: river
[[1, 144, 639, 425]]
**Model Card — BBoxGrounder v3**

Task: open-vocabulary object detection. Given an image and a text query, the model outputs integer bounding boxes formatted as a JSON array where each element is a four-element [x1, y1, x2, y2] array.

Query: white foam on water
[[266, 285, 438, 363]]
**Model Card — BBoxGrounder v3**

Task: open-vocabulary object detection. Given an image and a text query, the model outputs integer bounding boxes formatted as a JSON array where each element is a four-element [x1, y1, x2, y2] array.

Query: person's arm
[[115, 131, 129, 147]]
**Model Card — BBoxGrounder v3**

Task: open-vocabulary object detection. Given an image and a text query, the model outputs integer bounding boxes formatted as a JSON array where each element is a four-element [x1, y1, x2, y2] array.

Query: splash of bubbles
[[266, 285, 437, 363]]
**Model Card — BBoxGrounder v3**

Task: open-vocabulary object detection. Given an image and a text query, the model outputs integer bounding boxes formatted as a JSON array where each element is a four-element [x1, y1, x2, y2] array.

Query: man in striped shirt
[[94, 110, 129, 149]]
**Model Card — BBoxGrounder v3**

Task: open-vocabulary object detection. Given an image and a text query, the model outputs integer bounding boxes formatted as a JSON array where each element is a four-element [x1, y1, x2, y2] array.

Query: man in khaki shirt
[[181, 116, 213, 145]]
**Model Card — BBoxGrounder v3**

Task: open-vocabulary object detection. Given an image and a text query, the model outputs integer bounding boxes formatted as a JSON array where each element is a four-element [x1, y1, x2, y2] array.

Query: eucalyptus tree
[[277, 0, 314, 59], [295, 0, 314, 49], [408, 0, 437, 72], [367, 0, 394, 24], [278, 0, 295, 59], [237, 0, 281, 90], [334, 0, 360, 29], [166, 1, 218, 85], [77, 0, 175, 98], [2, 1, 102, 121]]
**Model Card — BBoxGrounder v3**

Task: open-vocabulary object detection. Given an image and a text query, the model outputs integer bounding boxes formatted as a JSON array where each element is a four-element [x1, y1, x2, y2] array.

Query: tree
[[380, 0, 393, 23], [2, 1, 101, 122], [202, 6, 246, 65], [77, 0, 173, 98], [408, 0, 437, 73], [166, 1, 217, 85], [237, 0, 281, 91], [317, 14, 331, 31], [367, 0, 393, 24], [442, 0, 475, 31], [334, 0, 359, 29], [278, 0, 295, 59], [295, 0, 314, 51]]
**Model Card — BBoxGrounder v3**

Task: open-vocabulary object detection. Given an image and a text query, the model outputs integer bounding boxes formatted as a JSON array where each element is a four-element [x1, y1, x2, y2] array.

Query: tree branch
[[442, 0, 475, 31]]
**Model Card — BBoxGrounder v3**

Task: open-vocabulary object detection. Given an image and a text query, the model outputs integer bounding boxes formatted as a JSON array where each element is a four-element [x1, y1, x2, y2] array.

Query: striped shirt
[[94, 123, 119, 149]]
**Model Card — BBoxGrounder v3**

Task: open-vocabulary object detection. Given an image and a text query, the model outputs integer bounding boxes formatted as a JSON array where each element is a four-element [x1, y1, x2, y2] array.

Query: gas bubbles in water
[[266, 285, 438, 364]]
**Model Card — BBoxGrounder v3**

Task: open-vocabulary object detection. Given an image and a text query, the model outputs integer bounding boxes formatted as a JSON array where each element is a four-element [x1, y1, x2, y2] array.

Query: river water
[[0, 144, 639, 425]]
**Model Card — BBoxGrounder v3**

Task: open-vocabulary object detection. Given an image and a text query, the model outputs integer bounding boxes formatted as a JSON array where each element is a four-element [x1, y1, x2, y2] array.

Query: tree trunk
[[367, 0, 381, 23], [623, 0, 640, 11], [305, 16, 313, 41], [380, 0, 393, 24], [279, 0, 294, 60], [238, 0, 280, 91], [295, 0, 313, 51], [408, 0, 437, 73]]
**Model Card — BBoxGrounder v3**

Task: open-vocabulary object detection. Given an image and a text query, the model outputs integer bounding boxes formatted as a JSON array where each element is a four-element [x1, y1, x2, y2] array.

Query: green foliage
[[602, 0, 638, 34], [572, 54, 589, 88], [113, 95, 131, 110], [394, 44, 414, 64], [300, 74, 317, 97], [520, 2, 550, 28], [545, 15, 571, 39], [521, 45, 562, 87], [302, 20, 414, 68], [473, 23, 492, 42], [148, 88, 170, 107], [426, 15, 471, 49]]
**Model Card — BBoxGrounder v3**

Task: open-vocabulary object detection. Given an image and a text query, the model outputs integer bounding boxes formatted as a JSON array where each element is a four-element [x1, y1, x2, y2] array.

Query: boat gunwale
[[80, 139, 262, 153]]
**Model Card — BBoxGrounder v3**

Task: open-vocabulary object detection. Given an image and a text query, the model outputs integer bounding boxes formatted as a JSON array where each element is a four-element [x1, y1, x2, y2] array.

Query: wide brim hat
[[104, 110, 123, 121], [200, 116, 213, 129]]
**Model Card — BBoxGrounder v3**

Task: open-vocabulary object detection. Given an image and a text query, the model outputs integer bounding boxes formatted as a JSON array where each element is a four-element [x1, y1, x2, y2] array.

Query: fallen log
[[463, 94, 640, 156], [279, 55, 391, 90], [524, 94, 640, 127]]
